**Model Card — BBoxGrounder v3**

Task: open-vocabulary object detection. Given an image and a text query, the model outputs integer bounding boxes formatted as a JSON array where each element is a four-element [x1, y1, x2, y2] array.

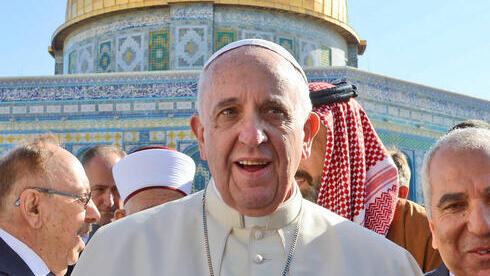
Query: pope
[[73, 39, 422, 276]]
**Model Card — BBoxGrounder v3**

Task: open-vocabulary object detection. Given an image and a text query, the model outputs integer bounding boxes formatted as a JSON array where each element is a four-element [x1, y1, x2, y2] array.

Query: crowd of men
[[0, 39, 488, 276]]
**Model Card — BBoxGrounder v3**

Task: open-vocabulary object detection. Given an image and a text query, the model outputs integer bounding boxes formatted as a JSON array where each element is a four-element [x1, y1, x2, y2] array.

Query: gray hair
[[422, 127, 490, 218]]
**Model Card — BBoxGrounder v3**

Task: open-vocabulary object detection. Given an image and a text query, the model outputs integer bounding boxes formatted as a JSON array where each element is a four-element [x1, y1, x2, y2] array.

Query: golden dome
[[51, 0, 363, 54]]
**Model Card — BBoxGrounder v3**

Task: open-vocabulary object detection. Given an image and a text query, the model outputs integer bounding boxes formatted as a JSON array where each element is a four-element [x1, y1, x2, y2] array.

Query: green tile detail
[[378, 131, 436, 151], [97, 40, 113, 73], [68, 51, 77, 74], [215, 30, 236, 51], [149, 31, 170, 71], [278, 38, 294, 55]]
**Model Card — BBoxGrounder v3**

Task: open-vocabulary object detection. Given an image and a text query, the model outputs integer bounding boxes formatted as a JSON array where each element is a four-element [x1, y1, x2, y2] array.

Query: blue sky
[[0, 1, 488, 101]]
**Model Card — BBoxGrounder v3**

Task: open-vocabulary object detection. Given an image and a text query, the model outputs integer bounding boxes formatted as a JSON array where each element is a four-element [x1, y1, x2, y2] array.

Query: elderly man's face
[[429, 147, 490, 276], [192, 46, 316, 217], [41, 147, 100, 273], [84, 152, 123, 225]]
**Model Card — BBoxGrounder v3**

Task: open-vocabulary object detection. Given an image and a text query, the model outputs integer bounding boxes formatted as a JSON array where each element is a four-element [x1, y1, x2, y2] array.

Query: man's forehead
[[430, 147, 490, 195]]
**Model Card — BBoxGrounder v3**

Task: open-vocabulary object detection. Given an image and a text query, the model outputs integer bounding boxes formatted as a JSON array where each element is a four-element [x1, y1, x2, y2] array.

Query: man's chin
[[99, 213, 114, 225], [67, 242, 83, 266], [299, 184, 318, 203]]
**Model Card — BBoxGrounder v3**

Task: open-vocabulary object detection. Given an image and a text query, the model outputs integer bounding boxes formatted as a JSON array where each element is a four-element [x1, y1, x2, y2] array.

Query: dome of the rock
[[49, 0, 365, 74]]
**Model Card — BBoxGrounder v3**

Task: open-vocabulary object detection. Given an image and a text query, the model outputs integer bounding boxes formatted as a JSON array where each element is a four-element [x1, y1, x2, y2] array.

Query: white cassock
[[73, 179, 422, 275]]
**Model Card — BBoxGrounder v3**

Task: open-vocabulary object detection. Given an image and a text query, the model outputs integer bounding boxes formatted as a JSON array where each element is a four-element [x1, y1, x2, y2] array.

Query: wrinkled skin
[[191, 46, 318, 217], [428, 147, 490, 276]]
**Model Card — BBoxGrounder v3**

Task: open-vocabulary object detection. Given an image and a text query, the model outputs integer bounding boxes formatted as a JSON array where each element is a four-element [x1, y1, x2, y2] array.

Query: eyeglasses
[[15, 187, 92, 208]]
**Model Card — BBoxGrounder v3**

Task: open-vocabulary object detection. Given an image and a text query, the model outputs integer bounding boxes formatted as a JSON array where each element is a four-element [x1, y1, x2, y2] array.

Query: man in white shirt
[[73, 39, 422, 275], [0, 135, 100, 276]]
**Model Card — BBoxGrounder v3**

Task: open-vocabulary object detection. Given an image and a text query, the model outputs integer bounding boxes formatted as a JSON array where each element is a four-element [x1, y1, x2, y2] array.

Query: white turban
[[113, 148, 196, 204]]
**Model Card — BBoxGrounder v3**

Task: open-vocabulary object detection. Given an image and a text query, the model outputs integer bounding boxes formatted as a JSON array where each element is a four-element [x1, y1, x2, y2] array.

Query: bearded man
[[297, 81, 441, 272]]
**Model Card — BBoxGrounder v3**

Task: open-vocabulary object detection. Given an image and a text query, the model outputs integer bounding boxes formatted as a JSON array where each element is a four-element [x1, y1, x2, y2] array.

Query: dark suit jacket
[[0, 237, 34, 276], [425, 263, 450, 276]]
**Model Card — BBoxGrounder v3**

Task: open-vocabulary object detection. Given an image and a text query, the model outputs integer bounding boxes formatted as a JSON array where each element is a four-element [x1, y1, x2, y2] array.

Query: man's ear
[[114, 209, 126, 220], [302, 112, 320, 159], [19, 190, 43, 229], [428, 219, 438, 249], [190, 114, 207, 160]]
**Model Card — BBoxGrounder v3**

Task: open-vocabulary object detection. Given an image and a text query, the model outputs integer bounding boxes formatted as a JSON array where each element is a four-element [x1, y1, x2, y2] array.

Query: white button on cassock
[[254, 230, 264, 240], [254, 254, 264, 264]]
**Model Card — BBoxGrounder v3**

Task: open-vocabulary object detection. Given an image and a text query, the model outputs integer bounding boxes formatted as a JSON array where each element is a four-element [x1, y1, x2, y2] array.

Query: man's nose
[[238, 115, 268, 147], [85, 199, 101, 224], [102, 190, 115, 207], [467, 201, 490, 236]]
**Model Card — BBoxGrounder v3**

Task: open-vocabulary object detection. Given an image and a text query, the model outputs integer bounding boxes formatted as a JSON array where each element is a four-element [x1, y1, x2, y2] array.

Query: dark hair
[[449, 119, 490, 132], [80, 145, 126, 167]]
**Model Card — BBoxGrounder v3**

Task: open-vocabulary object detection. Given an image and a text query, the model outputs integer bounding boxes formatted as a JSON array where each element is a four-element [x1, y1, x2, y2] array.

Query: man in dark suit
[[422, 128, 490, 276], [0, 135, 100, 276]]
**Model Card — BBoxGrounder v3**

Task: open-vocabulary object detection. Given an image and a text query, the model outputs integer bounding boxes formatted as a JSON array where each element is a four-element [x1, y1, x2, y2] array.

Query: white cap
[[113, 148, 196, 204], [204, 38, 307, 83]]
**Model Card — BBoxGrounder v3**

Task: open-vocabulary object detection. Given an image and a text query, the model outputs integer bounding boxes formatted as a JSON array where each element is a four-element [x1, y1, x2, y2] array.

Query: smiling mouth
[[476, 249, 490, 255], [236, 160, 270, 172]]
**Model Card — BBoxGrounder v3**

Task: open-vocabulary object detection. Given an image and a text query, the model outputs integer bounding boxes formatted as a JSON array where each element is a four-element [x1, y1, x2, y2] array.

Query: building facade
[[0, 1, 488, 204]]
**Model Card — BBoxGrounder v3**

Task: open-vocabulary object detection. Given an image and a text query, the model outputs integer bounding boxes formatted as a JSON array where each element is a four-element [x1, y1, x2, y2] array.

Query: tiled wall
[[1, 68, 488, 201], [61, 4, 347, 74]]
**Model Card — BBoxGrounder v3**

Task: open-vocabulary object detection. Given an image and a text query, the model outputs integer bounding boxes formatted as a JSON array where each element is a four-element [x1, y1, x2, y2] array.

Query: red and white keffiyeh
[[309, 82, 399, 236]]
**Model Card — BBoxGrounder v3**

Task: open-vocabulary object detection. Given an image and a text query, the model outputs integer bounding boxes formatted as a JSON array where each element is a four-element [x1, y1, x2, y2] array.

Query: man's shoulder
[[73, 191, 206, 275], [301, 199, 413, 253], [398, 199, 429, 218], [95, 190, 203, 237], [298, 200, 423, 275]]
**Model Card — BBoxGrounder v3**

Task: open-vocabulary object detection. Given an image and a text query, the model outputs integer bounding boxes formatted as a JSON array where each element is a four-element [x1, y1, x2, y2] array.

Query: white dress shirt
[[0, 227, 50, 276]]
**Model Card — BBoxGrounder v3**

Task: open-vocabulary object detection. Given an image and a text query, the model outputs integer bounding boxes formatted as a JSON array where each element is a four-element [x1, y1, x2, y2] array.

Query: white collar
[[208, 178, 302, 229], [0, 227, 51, 276]]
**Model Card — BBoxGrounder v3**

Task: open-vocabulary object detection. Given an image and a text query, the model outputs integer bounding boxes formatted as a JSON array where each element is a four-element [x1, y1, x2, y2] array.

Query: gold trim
[[52, 0, 360, 53], [0, 117, 190, 132]]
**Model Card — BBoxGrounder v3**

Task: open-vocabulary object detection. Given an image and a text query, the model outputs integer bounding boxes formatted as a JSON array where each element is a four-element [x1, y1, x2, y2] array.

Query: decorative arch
[[183, 144, 211, 192]]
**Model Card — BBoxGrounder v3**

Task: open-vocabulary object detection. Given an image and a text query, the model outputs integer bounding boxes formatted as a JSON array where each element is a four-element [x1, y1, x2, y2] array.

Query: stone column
[[346, 43, 358, 68], [54, 50, 64, 75]]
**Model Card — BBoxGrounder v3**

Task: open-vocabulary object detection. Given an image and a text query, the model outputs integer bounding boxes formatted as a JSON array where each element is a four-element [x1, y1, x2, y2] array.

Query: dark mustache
[[295, 170, 313, 185], [77, 223, 92, 236]]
